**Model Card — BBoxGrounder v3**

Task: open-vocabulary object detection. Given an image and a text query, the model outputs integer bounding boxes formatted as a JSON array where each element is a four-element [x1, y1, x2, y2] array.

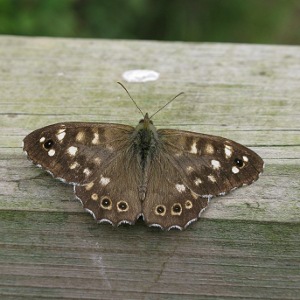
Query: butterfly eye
[[234, 158, 244, 168], [43, 139, 54, 150]]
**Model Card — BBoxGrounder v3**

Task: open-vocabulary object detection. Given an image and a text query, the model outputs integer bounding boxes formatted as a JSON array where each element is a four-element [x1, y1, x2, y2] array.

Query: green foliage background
[[0, 0, 299, 44]]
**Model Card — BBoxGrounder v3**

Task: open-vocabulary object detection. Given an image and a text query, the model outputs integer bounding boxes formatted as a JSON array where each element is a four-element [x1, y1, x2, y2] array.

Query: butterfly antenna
[[150, 92, 184, 119], [117, 82, 144, 117]]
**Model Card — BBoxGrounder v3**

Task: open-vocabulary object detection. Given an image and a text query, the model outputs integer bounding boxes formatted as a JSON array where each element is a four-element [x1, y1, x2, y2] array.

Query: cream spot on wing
[[185, 200, 193, 209], [100, 176, 110, 186], [69, 161, 79, 169], [175, 152, 182, 157], [186, 166, 194, 174], [39, 137, 45, 143], [91, 193, 98, 201], [94, 157, 101, 165], [191, 190, 198, 200], [211, 159, 221, 170], [176, 184, 186, 193], [208, 175, 216, 182], [92, 133, 100, 145], [76, 131, 85, 142], [83, 168, 91, 176], [56, 130, 66, 142], [205, 143, 214, 154], [194, 178, 202, 186], [232, 166, 240, 174], [243, 155, 249, 162], [190, 141, 198, 154], [225, 145, 233, 159], [85, 182, 94, 191], [48, 149, 55, 156], [67, 146, 78, 156]]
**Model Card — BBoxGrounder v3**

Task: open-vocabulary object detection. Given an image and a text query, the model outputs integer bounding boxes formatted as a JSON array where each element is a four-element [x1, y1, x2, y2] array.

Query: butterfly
[[23, 90, 264, 230]]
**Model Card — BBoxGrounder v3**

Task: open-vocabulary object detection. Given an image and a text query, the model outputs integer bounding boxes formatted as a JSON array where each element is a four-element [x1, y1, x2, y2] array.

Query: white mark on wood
[[232, 166, 240, 174], [122, 69, 160, 83], [89, 253, 112, 290], [67, 146, 78, 156], [176, 184, 186, 193]]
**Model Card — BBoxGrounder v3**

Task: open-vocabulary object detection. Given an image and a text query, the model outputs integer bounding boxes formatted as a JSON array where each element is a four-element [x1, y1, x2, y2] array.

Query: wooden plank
[[0, 211, 299, 299], [0, 35, 299, 299]]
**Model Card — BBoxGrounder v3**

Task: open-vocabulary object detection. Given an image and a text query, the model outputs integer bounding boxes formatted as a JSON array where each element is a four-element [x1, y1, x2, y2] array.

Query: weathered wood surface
[[0, 35, 299, 299]]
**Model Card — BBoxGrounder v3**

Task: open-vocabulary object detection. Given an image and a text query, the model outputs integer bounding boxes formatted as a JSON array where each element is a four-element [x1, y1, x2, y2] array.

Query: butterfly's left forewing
[[159, 129, 264, 194]]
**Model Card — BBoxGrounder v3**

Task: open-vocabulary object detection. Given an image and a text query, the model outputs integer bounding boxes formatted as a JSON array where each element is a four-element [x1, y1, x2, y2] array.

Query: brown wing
[[24, 122, 143, 225], [142, 129, 264, 230], [23, 122, 135, 184], [74, 149, 143, 226]]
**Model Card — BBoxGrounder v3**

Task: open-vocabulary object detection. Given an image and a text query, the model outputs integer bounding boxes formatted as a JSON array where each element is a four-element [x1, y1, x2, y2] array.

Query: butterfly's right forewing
[[23, 122, 135, 184]]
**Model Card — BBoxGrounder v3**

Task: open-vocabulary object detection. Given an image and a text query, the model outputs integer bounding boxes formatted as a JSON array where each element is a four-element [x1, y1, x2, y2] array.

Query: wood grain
[[0, 36, 299, 299]]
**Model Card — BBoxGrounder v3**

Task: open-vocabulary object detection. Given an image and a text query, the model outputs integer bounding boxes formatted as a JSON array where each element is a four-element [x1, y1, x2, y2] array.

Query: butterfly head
[[138, 113, 154, 130]]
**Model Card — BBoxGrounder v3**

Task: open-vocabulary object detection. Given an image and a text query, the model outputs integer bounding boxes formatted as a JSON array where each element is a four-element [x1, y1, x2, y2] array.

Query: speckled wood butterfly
[[23, 90, 264, 230]]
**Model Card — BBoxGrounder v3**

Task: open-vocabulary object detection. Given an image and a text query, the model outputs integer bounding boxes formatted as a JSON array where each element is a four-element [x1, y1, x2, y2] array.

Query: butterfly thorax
[[134, 113, 158, 167]]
